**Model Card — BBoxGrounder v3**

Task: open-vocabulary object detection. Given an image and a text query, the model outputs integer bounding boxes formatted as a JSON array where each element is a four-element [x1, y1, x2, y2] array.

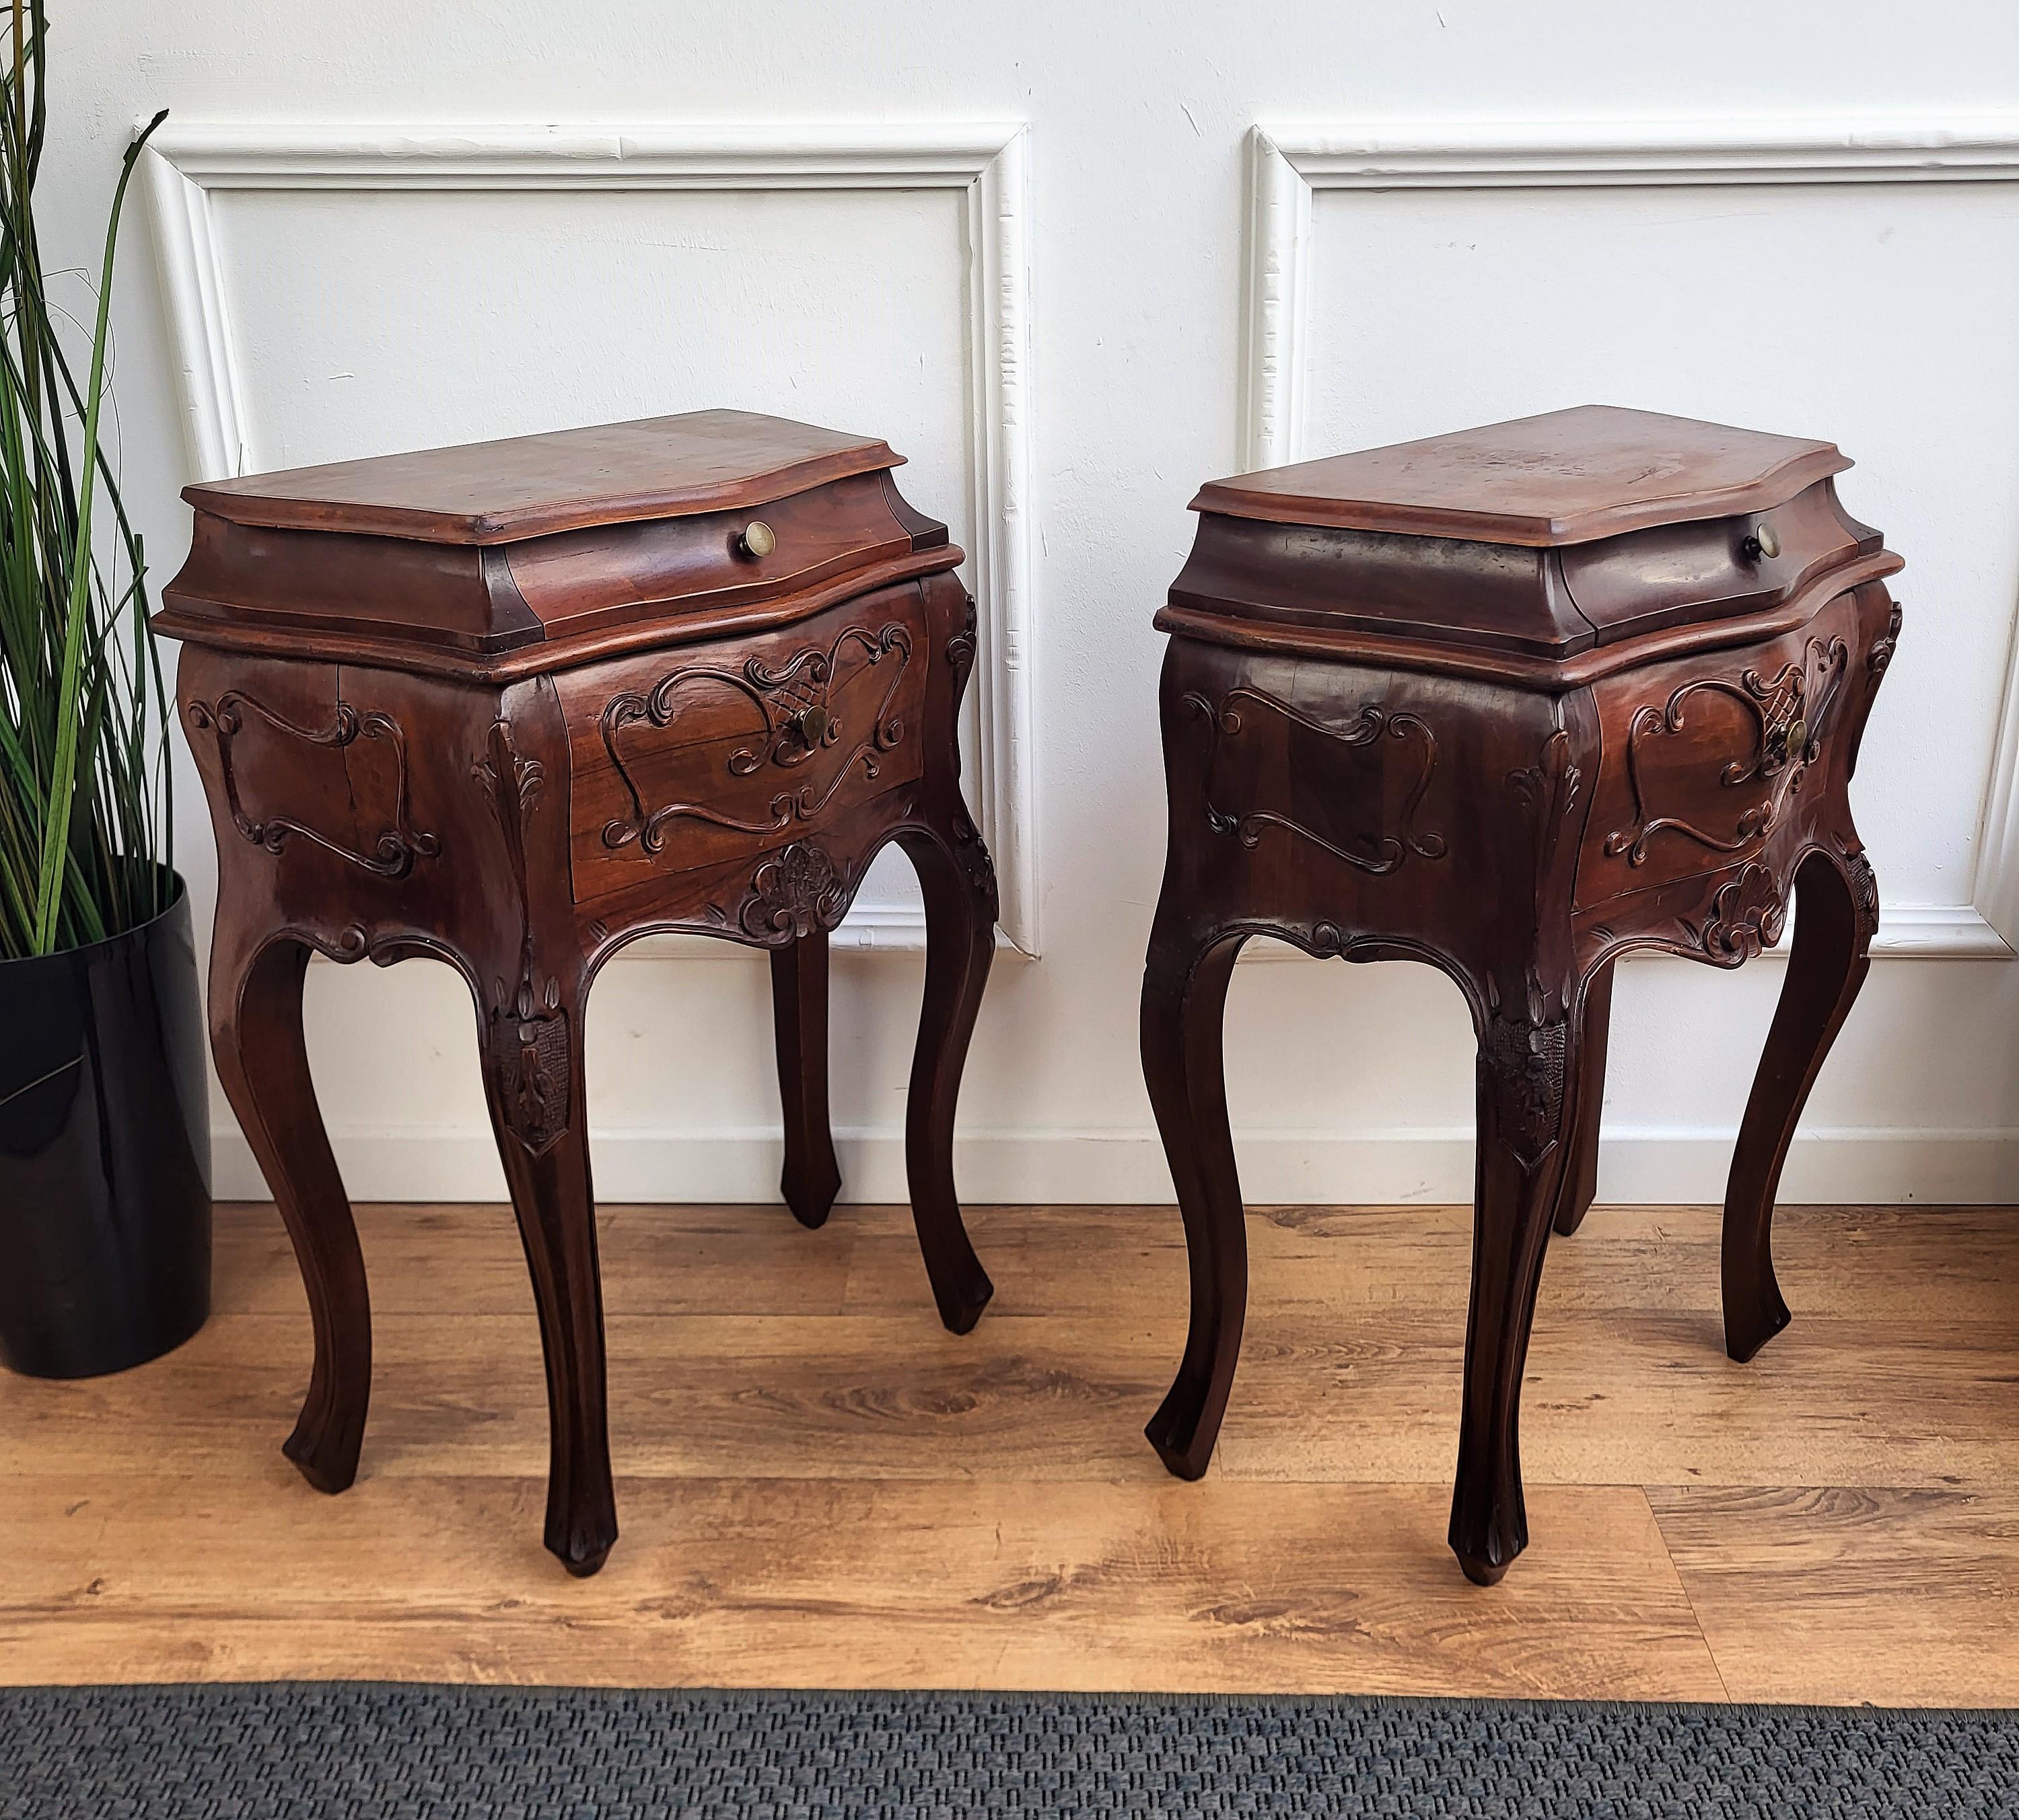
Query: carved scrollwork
[[946, 591, 979, 684], [1687, 861, 1787, 965], [1479, 970, 1570, 1173], [600, 622, 913, 854], [1182, 686, 1446, 876], [1868, 602, 1903, 678], [185, 692, 439, 877], [291, 922, 374, 965], [736, 841, 854, 946], [1604, 636, 1849, 867]]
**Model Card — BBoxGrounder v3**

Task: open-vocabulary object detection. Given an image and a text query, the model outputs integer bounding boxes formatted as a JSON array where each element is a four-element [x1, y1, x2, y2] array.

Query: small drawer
[[557, 585, 930, 902], [1576, 593, 1860, 910], [504, 470, 913, 645]]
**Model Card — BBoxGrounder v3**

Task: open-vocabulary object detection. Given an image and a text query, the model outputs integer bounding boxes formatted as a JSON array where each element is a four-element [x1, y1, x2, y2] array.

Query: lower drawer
[[1575, 591, 1859, 910], [556, 584, 929, 904]]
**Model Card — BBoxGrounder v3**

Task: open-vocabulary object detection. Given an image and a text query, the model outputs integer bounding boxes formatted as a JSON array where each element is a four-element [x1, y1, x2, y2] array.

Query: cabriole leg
[[771, 932, 842, 1229], [1451, 986, 1582, 1585], [1141, 922, 1248, 1482], [474, 968, 617, 1576], [1722, 847, 1875, 1362], [208, 930, 371, 1496], [896, 821, 997, 1335]]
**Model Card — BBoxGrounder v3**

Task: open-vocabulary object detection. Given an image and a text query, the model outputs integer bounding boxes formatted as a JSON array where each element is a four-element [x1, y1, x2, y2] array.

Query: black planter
[[0, 872, 211, 1378]]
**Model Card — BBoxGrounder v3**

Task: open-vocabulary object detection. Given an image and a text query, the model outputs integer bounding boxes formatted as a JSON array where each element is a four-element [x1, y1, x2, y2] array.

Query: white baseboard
[[210, 1123, 2019, 1206]]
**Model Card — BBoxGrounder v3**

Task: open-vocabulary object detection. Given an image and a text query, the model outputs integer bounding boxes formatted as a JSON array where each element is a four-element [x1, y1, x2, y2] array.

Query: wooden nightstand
[[160, 410, 999, 1576], [1141, 406, 1903, 1584]]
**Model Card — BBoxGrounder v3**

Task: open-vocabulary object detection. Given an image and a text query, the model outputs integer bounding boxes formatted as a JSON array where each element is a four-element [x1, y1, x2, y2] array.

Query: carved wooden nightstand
[[160, 410, 999, 1576], [1141, 406, 1902, 1585]]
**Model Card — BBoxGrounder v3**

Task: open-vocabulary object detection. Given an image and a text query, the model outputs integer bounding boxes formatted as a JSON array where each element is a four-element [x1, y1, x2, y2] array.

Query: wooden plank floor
[[5, 1200, 2019, 1702]]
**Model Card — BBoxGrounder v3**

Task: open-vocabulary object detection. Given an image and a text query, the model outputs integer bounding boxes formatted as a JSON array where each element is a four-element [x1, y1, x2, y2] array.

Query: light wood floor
[[5, 1198, 2019, 1703]]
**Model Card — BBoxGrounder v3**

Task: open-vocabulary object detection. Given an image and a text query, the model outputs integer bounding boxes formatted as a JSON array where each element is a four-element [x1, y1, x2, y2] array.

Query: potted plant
[[0, 1, 205, 1379]]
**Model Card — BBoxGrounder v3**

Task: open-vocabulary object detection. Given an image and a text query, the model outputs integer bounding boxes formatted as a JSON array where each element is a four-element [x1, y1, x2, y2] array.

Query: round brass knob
[[736, 520, 777, 560], [791, 704, 831, 747], [1789, 717, 1808, 752], [1742, 522, 1782, 562]]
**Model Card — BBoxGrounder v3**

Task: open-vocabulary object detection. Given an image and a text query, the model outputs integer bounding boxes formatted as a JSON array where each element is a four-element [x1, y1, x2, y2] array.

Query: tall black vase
[[0, 873, 211, 1378]]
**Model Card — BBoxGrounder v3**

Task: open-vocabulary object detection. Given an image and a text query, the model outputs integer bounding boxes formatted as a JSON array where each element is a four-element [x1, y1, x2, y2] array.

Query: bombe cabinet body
[[162, 410, 1000, 1576], [1142, 406, 1902, 1584]]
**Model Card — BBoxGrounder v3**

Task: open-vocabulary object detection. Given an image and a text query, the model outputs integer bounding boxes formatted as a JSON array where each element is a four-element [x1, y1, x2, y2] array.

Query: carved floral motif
[[487, 970, 571, 1157], [186, 692, 439, 877], [1508, 727, 1582, 885], [1479, 970, 1569, 1173], [1838, 838, 1881, 947], [1182, 686, 1446, 876], [736, 841, 853, 945], [949, 801, 999, 907], [472, 718, 544, 848]]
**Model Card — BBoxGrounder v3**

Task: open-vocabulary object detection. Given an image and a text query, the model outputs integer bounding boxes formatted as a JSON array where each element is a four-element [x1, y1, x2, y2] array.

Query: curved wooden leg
[[475, 970, 617, 1576], [208, 931, 371, 1495], [1553, 961, 1614, 1238], [771, 933, 841, 1229], [1450, 987, 1582, 1585], [1723, 848, 1874, 1363], [1141, 924, 1248, 1482], [895, 823, 996, 1334]]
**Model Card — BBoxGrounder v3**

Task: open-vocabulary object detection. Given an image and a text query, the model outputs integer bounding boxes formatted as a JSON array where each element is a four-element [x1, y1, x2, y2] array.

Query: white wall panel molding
[[141, 120, 1039, 953], [1240, 116, 2019, 963]]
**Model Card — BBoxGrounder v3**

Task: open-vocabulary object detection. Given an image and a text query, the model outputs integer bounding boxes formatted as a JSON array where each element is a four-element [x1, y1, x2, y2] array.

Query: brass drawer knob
[[1741, 521, 1781, 562], [735, 520, 777, 561]]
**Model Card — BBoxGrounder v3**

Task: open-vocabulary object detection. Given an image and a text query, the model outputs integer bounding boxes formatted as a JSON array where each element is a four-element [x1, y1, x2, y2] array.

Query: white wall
[[55, 0, 2019, 1204]]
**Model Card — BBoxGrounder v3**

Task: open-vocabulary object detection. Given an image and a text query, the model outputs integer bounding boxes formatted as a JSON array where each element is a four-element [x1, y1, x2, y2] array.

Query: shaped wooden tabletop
[[1191, 406, 1851, 547], [182, 408, 903, 546]]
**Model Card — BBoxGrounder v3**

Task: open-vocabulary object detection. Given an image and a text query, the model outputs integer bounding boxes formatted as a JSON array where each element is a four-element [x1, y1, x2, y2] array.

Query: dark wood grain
[[166, 421, 998, 1576], [1191, 405, 1850, 546], [182, 408, 900, 543], [160, 414, 956, 680], [1146, 407, 1901, 1585]]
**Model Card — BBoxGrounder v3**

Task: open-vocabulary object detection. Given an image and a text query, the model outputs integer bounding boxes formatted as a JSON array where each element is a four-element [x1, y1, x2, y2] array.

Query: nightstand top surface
[[160, 411, 958, 681], [1191, 406, 1851, 548], [182, 408, 902, 546]]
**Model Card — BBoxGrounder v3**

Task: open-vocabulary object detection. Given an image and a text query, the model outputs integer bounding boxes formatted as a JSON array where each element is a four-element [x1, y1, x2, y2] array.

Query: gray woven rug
[[3, 1683, 2016, 1818]]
